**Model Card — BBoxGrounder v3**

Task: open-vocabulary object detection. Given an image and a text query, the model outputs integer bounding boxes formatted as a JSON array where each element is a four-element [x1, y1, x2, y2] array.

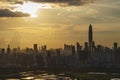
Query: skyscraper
[[34, 44, 38, 52], [88, 24, 93, 49], [7, 44, 11, 54]]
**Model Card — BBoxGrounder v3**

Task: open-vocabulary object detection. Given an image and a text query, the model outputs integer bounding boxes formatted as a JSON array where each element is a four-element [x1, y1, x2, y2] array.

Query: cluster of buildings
[[0, 24, 120, 68]]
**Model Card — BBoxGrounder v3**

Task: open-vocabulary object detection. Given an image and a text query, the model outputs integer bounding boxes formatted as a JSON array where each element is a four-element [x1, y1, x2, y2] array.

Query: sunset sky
[[0, 0, 120, 49]]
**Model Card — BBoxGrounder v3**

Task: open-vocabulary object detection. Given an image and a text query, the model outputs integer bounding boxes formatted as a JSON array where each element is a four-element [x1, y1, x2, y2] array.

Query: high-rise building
[[88, 24, 93, 48], [84, 42, 88, 51], [76, 42, 82, 54], [7, 44, 11, 54], [113, 42, 118, 51], [34, 44, 38, 52], [41, 45, 47, 51], [88, 24, 94, 60], [1, 48, 5, 54]]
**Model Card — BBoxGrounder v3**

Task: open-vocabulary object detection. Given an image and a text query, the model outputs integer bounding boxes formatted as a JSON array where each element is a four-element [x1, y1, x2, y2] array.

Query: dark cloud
[[12, 1, 24, 4], [28, 0, 94, 6], [0, 0, 23, 4], [0, 9, 30, 17]]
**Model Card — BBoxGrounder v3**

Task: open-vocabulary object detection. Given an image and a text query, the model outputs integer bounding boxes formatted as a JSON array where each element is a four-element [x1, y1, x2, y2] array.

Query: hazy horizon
[[0, 0, 120, 49]]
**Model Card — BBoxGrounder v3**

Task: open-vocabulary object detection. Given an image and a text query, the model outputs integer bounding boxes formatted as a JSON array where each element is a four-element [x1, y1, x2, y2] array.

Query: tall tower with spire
[[88, 24, 93, 48], [88, 24, 94, 58]]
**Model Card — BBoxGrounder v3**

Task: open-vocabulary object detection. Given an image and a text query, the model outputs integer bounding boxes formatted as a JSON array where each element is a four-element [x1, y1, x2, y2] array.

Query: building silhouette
[[0, 24, 120, 68], [88, 24, 93, 52], [88, 24, 93, 48], [88, 24, 94, 60], [34, 44, 38, 52], [7, 44, 11, 54]]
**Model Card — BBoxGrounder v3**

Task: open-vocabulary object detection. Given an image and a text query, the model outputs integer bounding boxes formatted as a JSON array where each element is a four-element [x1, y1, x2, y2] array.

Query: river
[[1, 70, 120, 80]]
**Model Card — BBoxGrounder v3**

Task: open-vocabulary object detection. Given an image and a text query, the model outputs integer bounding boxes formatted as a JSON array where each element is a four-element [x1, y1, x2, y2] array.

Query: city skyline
[[0, 24, 119, 49], [0, 0, 120, 48], [0, 24, 119, 50], [0, 24, 120, 69]]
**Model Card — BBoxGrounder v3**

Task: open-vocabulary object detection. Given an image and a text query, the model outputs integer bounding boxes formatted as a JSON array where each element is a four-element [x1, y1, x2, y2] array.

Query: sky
[[0, 0, 120, 49]]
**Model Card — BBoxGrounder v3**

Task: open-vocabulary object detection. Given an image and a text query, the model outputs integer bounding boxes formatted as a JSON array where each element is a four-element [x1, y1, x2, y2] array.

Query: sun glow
[[14, 2, 51, 18]]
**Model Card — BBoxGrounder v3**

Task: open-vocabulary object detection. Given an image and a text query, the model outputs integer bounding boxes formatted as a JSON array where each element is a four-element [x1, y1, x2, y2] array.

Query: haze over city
[[0, 0, 120, 49]]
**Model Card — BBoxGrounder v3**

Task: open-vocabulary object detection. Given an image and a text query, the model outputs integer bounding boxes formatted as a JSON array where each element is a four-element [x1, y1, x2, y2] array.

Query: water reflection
[[3, 71, 120, 80], [21, 76, 35, 80], [111, 78, 120, 80], [87, 72, 106, 75], [18, 71, 71, 80]]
